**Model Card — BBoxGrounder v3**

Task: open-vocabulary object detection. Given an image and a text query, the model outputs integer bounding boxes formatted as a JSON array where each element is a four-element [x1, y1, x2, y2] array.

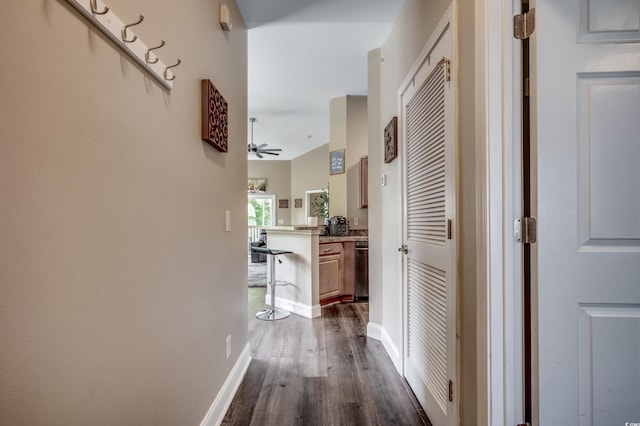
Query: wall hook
[[163, 59, 181, 81], [90, 0, 109, 15], [121, 14, 144, 43], [145, 40, 165, 64]]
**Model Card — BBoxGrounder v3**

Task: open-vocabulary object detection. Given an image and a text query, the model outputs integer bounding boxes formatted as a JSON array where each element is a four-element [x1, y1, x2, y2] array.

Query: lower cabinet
[[319, 253, 342, 301], [319, 242, 355, 304], [319, 243, 343, 302]]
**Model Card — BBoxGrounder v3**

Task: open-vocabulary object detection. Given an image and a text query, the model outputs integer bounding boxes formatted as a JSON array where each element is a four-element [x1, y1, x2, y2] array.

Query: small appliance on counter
[[327, 216, 348, 236]]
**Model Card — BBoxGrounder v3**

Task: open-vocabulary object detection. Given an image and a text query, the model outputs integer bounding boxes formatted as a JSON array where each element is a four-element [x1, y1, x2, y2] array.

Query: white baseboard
[[200, 342, 251, 426], [367, 322, 383, 340], [264, 294, 321, 318], [367, 321, 402, 374]]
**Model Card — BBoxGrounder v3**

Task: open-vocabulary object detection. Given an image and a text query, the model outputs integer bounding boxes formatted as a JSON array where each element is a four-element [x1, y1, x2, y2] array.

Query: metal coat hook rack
[[65, 0, 181, 90]]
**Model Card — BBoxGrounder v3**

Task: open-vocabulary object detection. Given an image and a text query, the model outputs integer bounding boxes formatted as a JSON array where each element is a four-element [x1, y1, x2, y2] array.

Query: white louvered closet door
[[400, 9, 455, 426]]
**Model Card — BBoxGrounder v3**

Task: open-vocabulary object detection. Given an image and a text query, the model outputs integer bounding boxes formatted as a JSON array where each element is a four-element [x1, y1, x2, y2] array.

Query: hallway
[[222, 289, 431, 425]]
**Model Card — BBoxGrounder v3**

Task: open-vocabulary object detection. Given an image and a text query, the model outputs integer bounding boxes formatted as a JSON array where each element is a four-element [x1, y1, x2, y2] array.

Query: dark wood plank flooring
[[223, 288, 431, 426]]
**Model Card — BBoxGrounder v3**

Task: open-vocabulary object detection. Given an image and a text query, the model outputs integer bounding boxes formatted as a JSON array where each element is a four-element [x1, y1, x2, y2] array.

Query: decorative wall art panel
[[384, 116, 398, 163], [201, 79, 228, 152]]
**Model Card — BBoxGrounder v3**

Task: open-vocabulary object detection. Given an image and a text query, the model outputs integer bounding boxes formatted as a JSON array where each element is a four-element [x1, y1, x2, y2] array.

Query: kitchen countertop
[[319, 236, 368, 243], [262, 226, 368, 242], [262, 225, 324, 232]]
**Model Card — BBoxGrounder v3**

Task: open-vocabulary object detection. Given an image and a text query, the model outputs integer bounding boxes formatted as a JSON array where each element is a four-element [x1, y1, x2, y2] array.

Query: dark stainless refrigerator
[[354, 241, 368, 301]]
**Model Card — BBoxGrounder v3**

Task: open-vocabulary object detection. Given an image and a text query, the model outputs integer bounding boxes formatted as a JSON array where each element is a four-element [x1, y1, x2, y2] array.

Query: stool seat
[[252, 246, 293, 321], [250, 247, 293, 256]]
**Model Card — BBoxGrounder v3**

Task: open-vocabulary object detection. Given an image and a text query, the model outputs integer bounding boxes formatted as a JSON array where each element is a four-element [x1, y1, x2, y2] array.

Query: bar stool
[[250, 246, 293, 321]]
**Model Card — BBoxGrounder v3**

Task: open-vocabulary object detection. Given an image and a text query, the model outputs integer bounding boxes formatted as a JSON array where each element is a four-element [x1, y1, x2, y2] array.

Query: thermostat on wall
[[220, 4, 232, 31]]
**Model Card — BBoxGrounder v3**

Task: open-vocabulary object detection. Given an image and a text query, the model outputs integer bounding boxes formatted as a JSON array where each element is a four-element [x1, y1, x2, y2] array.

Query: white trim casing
[[475, 0, 523, 425], [200, 343, 252, 426]]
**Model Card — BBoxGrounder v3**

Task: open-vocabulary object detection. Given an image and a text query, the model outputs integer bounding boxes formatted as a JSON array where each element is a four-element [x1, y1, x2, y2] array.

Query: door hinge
[[513, 8, 535, 40], [448, 379, 453, 402], [447, 219, 452, 240], [437, 57, 451, 82], [514, 217, 537, 244]]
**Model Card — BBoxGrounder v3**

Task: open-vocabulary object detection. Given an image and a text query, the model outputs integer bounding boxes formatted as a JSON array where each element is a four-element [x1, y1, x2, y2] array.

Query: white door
[[533, 0, 640, 424], [400, 8, 456, 426]]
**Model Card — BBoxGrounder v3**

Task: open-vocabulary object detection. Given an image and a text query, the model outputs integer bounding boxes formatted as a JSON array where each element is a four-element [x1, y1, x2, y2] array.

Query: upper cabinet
[[360, 156, 368, 208]]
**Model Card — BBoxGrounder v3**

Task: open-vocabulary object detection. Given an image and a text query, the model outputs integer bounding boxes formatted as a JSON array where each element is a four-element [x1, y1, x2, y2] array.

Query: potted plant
[[311, 188, 330, 225]]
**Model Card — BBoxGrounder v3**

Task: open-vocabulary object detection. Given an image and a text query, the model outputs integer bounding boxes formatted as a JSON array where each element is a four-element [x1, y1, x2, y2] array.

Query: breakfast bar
[[260, 225, 368, 319], [262, 226, 323, 318]]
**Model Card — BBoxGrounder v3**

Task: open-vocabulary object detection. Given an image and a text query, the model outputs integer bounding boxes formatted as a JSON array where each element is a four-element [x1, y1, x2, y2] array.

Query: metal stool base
[[256, 307, 290, 321]]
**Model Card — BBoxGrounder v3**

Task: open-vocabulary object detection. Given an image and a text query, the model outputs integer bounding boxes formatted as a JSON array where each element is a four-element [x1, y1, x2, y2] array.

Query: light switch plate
[[225, 210, 231, 232]]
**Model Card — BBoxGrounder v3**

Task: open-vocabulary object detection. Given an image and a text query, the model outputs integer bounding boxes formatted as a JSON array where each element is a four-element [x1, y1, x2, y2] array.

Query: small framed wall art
[[330, 149, 345, 175], [201, 79, 229, 152], [384, 116, 398, 163], [294, 198, 303, 208], [279, 199, 289, 209], [248, 178, 266, 193]]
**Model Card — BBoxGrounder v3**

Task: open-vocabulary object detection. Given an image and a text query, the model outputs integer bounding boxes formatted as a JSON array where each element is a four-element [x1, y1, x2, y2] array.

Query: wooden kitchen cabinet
[[360, 157, 368, 208], [319, 242, 343, 303], [319, 241, 357, 304], [341, 241, 355, 300]]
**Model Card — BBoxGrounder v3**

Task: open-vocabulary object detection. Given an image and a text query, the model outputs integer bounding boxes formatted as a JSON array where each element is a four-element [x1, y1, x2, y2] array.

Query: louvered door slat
[[408, 258, 449, 412], [406, 65, 446, 246]]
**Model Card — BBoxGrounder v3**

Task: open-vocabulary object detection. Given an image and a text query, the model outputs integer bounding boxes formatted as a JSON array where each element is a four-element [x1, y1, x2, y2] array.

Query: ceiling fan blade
[[256, 143, 268, 149], [258, 148, 282, 153], [256, 151, 263, 159], [261, 151, 280, 156]]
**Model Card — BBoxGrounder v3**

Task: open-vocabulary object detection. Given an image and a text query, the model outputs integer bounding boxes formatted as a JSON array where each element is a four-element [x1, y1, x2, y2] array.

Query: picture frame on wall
[[384, 116, 398, 163], [201, 79, 229, 152], [248, 178, 266, 193], [330, 149, 345, 175]]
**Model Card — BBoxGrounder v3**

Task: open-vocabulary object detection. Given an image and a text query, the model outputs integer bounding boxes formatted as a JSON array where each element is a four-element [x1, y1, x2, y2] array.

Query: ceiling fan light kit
[[248, 117, 282, 159]]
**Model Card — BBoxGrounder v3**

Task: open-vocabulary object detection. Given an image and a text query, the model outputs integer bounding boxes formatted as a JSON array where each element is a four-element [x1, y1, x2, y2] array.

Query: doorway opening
[[247, 194, 275, 289], [248, 194, 276, 245]]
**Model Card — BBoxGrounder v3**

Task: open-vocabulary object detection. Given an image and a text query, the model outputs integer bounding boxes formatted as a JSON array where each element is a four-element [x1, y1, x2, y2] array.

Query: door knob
[[398, 244, 408, 254]]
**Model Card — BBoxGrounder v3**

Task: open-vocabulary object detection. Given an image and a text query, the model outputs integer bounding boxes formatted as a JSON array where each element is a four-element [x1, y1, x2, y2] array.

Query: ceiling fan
[[247, 117, 282, 159]]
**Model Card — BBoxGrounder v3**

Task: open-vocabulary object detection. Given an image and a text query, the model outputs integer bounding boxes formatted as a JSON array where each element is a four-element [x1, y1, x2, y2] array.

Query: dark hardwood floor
[[223, 288, 431, 426]]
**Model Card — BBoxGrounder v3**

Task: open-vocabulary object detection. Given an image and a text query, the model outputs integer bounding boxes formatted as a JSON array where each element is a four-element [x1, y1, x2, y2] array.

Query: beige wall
[[0, 1, 247, 424], [328, 97, 348, 217], [367, 49, 383, 325], [248, 145, 330, 227], [345, 96, 369, 229], [369, 0, 477, 423], [248, 160, 292, 225], [290, 144, 329, 225], [329, 95, 369, 227]]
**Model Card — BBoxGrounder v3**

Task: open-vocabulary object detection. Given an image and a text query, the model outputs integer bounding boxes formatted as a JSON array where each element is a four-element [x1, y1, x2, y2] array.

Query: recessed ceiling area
[[236, 0, 404, 160]]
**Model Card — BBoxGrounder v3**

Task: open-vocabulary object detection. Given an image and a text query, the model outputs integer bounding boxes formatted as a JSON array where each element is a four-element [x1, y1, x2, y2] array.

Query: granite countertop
[[263, 226, 368, 242], [263, 225, 324, 232], [319, 236, 368, 243]]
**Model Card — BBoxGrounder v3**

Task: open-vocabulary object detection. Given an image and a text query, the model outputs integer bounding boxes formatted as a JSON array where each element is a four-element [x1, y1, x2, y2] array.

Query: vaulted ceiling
[[236, 0, 404, 160]]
